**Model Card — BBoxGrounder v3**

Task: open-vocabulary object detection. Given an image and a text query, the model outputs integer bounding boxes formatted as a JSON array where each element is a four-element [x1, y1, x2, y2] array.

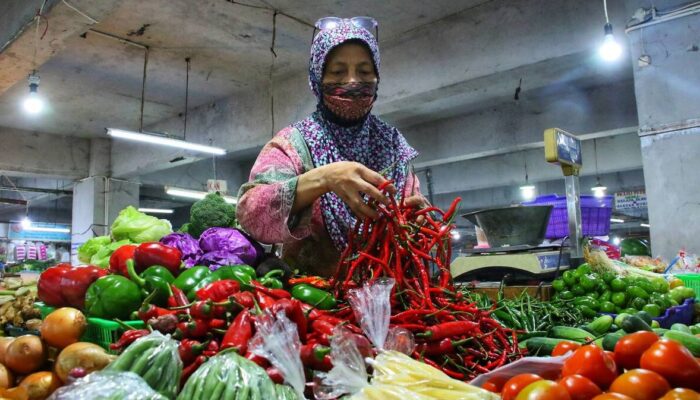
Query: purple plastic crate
[[522, 194, 613, 239], [601, 298, 695, 329]]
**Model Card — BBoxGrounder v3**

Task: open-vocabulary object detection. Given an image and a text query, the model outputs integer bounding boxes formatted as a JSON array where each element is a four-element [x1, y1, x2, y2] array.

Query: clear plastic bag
[[106, 331, 182, 399], [469, 353, 573, 388], [347, 278, 394, 350], [249, 309, 306, 399], [313, 327, 370, 399], [177, 349, 276, 400], [48, 371, 167, 400]]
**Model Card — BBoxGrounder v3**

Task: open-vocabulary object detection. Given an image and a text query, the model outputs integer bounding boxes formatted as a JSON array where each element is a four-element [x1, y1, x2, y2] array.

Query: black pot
[[462, 205, 553, 247]]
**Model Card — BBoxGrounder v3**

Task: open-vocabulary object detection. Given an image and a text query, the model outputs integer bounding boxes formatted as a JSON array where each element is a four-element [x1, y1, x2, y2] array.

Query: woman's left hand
[[404, 195, 428, 224]]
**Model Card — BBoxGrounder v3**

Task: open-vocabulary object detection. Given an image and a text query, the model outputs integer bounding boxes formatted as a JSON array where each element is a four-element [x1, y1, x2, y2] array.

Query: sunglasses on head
[[311, 16, 379, 42]]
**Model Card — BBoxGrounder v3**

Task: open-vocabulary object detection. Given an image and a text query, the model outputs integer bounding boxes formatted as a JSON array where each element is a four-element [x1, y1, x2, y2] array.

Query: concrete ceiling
[[0, 0, 489, 138]]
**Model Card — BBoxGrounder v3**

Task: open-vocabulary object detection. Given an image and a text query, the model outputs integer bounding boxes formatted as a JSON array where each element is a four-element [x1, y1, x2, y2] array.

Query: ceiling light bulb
[[612, 236, 621, 246], [592, 185, 607, 198], [599, 23, 622, 61], [21, 217, 32, 229], [520, 185, 536, 201], [450, 230, 461, 240], [23, 71, 44, 115]]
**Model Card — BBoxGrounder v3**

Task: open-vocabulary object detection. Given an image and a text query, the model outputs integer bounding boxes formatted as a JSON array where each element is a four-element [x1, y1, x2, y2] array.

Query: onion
[[19, 372, 61, 400], [4, 335, 46, 375], [0, 337, 14, 365], [0, 363, 13, 389], [40, 308, 86, 349], [55, 342, 115, 383]]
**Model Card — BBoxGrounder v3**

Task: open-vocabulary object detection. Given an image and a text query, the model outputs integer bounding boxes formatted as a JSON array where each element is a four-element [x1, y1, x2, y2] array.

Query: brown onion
[[0, 337, 14, 365], [0, 363, 13, 389], [19, 371, 61, 400], [54, 342, 115, 383], [40, 308, 86, 349], [4, 335, 46, 374]]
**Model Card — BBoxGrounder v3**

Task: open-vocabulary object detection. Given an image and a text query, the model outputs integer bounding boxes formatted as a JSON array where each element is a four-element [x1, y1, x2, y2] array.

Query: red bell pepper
[[134, 242, 182, 275], [38, 264, 71, 307], [60, 265, 109, 309], [109, 244, 137, 277]]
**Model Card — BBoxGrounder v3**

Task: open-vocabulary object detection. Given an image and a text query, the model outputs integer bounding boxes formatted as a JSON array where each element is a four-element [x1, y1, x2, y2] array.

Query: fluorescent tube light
[[165, 186, 237, 204], [640, 223, 650, 228], [138, 208, 174, 214], [106, 128, 226, 155], [25, 226, 71, 233], [610, 218, 625, 223]]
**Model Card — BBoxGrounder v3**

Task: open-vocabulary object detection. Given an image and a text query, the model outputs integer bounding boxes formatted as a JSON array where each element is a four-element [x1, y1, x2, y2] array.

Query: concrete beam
[[0, 0, 123, 95], [0, 126, 89, 178]]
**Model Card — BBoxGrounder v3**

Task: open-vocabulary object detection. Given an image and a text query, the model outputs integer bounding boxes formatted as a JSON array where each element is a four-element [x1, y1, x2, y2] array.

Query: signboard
[[207, 179, 228, 194], [615, 191, 647, 209], [7, 223, 71, 242]]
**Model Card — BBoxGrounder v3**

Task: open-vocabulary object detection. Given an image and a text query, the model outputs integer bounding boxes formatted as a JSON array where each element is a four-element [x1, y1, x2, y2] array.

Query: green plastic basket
[[676, 274, 700, 300], [35, 302, 145, 353]]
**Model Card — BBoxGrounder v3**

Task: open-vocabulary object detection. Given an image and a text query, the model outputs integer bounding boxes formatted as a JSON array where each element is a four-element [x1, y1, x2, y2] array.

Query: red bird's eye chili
[[221, 309, 253, 354], [110, 329, 150, 352]]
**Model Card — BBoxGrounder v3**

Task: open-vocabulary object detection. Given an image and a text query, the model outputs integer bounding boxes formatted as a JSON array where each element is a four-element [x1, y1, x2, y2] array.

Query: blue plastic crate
[[523, 194, 613, 239]]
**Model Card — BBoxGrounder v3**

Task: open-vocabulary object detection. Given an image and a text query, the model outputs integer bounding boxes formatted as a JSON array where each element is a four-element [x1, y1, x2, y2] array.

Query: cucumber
[[614, 313, 632, 328], [690, 324, 700, 335], [635, 311, 653, 325], [671, 323, 692, 334], [587, 315, 614, 335], [550, 326, 593, 342], [517, 331, 549, 341], [621, 315, 652, 333], [653, 328, 669, 335], [602, 331, 625, 351], [594, 337, 604, 348], [525, 337, 571, 356], [664, 331, 700, 356]]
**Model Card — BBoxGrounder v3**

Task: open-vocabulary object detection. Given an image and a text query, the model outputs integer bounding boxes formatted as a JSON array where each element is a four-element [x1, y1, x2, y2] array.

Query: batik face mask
[[321, 81, 377, 122]]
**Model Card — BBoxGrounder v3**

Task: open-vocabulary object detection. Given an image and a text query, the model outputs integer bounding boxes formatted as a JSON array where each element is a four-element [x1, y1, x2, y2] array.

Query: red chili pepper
[[178, 339, 209, 365], [251, 280, 291, 299], [300, 342, 333, 371], [208, 318, 226, 329], [170, 285, 190, 308], [196, 279, 240, 301], [245, 351, 270, 368], [176, 319, 210, 339], [417, 321, 479, 341], [60, 265, 109, 309], [137, 303, 175, 321], [37, 264, 71, 307], [287, 276, 330, 290], [109, 329, 150, 352], [442, 197, 461, 222], [180, 355, 207, 387], [311, 319, 336, 336], [203, 339, 220, 357], [221, 309, 253, 354], [254, 290, 277, 310], [269, 298, 307, 342], [231, 291, 255, 308], [416, 337, 471, 356], [109, 244, 137, 277], [134, 242, 182, 275], [266, 367, 284, 384]]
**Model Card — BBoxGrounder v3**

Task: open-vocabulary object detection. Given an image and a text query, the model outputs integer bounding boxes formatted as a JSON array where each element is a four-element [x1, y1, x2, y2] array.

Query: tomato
[[482, 377, 507, 393], [552, 341, 582, 357], [515, 380, 571, 400], [609, 369, 670, 400], [613, 331, 660, 370], [559, 374, 602, 400], [640, 340, 700, 390], [659, 388, 700, 400], [502, 374, 543, 400], [592, 394, 634, 400], [562, 345, 619, 389]]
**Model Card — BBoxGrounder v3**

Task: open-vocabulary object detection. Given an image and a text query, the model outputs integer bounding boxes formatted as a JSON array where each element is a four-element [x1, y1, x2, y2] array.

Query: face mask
[[321, 82, 377, 122]]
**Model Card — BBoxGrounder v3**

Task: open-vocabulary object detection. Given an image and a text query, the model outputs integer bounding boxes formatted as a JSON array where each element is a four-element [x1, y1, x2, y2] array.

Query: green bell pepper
[[84, 275, 142, 319], [259, 269, 284, 289], [173, 266, 211, 294], [212, 265, 254, 290], [127, 260, 172, 307], [141, 265, 175, 283], [186, 274, 221, 301], [291, 284, 336, 310]]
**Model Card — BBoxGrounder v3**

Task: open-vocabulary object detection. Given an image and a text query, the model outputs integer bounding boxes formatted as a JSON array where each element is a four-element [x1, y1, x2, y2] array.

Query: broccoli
[[188, 192, 236, 237]]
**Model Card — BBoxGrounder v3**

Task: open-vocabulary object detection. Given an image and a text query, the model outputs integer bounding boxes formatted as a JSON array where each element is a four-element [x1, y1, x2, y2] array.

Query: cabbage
[[77, 235, 111, 263], [111, 206, 172, 243], [160, 233, 202, 268], [198, 228, 263, 269]]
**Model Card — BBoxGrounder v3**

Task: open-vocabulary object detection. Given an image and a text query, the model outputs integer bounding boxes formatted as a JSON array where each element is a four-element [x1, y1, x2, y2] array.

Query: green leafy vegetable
[[188, 192, 236, 238], [111, 206, 172, 243], [77, 235, 111, 263]]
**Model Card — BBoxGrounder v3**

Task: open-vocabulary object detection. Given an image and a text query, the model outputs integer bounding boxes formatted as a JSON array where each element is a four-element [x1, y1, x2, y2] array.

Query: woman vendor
[[237, 17, 424, 276]]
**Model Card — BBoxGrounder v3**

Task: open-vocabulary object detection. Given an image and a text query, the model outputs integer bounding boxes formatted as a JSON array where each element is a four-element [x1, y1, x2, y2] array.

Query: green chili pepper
[[186, 274, 221, 301], [172, 266, 211, 294], [127, 260, 172, 306], [291, 284, 336, 310]]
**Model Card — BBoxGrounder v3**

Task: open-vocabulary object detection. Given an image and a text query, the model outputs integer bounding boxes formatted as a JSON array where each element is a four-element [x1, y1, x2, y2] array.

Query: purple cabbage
[[198, 227, 263, 269], [160, 232, 202, 268]]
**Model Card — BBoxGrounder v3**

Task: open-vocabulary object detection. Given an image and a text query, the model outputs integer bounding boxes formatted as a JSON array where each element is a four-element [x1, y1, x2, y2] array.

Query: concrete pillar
[[70, 177, 139, 264], [627, 10, 700, 259]]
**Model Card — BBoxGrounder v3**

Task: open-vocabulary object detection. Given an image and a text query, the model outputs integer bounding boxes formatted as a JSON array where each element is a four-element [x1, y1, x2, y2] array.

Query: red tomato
[[640, 340, 700, 390], [482, 380, 500, 393], [609, 369, 670, 400], [559, 374, 602, 400], [613, 332, 659, 370], [515, 380, 571, 400], [502, 374, 543, 400], [562, 345, 618, 389], [659, 388, 700, 400], [592, 394, 635, 400], [552, 341, 582, 357]]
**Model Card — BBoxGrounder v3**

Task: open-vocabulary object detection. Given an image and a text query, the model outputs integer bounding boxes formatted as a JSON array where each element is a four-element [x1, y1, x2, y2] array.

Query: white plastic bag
[[469, 353, 573, 387], [48, 371, 167, 400], [250, 309, 306, 399], [347, 278, 394, 350], [313, 327, 370, 399]]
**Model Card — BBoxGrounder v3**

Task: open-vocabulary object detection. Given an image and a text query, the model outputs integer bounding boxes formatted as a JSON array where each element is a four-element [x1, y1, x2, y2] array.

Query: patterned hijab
[[293, 21, 418, 250]]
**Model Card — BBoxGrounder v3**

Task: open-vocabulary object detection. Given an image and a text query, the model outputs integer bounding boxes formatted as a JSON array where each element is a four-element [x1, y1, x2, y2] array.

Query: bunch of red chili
[[332, 186, 522, 380]]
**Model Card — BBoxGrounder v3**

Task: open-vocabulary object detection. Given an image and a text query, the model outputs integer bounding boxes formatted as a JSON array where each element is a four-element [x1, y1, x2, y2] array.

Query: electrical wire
[[61, 0, 99, 24], [184, 58, 190, 140], [627, 1, 700, 32], [603, 0, 610, 23]]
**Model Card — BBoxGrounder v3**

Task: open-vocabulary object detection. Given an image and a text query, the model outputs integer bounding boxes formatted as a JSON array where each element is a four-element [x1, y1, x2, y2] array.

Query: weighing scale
[[450, 128, 584, 283]]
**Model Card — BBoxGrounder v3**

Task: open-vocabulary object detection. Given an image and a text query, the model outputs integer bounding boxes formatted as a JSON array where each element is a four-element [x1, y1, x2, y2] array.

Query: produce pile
[[0, 278, 41, 334]]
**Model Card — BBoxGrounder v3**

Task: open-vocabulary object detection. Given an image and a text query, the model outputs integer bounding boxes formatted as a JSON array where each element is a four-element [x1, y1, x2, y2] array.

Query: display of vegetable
[[198, 227, 263, 269], [38, 265, 108, 309], [111, 206, 173, 243], [160, 232, 202, 268], [84, 275, 142, 319], [187, 192, 236, 238]]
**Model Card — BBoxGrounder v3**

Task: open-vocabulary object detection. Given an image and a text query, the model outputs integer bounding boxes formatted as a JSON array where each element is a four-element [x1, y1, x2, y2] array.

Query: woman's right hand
[[319, 161, 394, 220]]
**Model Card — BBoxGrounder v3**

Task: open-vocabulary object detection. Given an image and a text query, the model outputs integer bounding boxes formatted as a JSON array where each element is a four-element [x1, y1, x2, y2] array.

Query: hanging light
[[107, 129, 226, 155], [611, 236, 621, 245], [138, 207, 174, 214], [599, 1, 622, 62], [20, 217, 32, 229], [22, 71, 44, 114], [520, 184, 536, 201], [450, 230, 461, 240], [25, 225, 70, 233], [610, 218, 625, 223], [165, 186, 237, 204], [592, 180, 607, 198]]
